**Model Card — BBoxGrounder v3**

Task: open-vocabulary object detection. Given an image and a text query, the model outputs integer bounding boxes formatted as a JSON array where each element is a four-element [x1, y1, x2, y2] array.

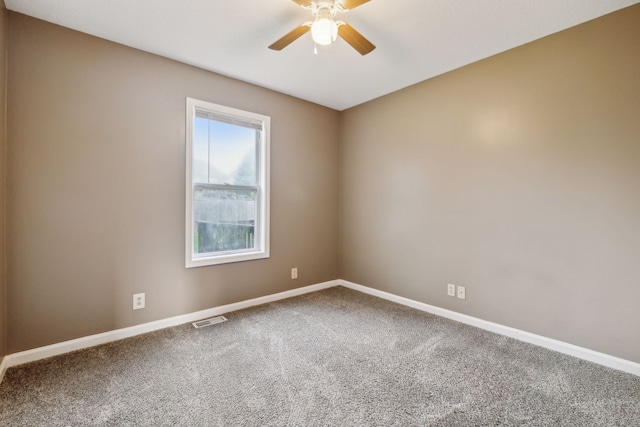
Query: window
[[186, 98, 270, 268]]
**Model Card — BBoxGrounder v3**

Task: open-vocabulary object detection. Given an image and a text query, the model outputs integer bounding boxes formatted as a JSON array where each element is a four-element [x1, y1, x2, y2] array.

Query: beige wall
[[4, 4, 640, 365], [0, 1, 7, 359], [341, 4, 640, 363], [6, 13, 340, 353]]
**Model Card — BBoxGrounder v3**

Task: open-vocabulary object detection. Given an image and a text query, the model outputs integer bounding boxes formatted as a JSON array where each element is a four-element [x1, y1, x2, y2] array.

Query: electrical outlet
[[291, 268, 298, 279], [447, 284, 456, 296], [133, 293, 145, 310], [457, 286, 466, 300]]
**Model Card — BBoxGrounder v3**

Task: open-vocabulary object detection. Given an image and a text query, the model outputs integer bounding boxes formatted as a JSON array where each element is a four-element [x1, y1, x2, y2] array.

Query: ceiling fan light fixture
[[269, 0, 375, 55], [311, 17, 338, 45]]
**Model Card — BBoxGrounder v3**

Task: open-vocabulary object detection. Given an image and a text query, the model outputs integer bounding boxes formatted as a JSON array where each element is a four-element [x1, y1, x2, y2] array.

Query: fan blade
[[342, 0, 371, 10], [268, 25, 311, 51], [338, 23, 375, 55], [291, 0, 313, 6]]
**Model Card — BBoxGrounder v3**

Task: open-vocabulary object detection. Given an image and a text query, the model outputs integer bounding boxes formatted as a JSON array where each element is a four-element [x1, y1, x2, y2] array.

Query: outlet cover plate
[[447, 284, 456, 296], [457, 286, 466, 300], [133, 293, 145, 310]]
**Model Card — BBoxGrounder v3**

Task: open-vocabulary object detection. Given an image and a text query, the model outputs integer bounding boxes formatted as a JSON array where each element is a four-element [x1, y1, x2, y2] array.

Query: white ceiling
[[5, 0, 639, 111]]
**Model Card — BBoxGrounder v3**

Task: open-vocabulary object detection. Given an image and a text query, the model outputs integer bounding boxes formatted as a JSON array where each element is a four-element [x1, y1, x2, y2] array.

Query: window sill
[[186, 250, 269, 268]]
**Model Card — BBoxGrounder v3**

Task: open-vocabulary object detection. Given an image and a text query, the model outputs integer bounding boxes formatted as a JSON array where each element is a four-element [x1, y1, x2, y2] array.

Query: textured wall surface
[[340, 5, 640, 363], [6, 13, 339, 353]]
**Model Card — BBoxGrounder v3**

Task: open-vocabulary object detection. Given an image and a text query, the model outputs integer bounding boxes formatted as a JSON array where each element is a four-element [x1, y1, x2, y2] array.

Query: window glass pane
[[193, 116, 210, 183], [193, 186, 257, 254], [193, 118, 257, 186]]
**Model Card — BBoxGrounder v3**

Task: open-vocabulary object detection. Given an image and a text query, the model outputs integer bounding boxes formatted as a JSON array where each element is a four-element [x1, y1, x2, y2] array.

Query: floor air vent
[[193, 316, 228, 329]]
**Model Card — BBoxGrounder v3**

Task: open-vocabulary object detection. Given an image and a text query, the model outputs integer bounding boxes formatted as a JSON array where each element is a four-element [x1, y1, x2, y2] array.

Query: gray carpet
[[1, 286, 639, 426]]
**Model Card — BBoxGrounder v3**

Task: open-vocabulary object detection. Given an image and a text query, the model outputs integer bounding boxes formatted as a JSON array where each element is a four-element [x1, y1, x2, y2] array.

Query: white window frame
[[185, 98, 270, 268]]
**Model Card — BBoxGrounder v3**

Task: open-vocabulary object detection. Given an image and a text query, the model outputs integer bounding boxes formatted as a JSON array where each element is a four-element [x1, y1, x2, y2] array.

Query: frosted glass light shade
[[311, 18, 338, 45]]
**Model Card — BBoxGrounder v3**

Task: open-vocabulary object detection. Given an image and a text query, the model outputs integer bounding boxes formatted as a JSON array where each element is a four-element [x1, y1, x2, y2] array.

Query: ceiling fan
[[269, 0, 376, 56]]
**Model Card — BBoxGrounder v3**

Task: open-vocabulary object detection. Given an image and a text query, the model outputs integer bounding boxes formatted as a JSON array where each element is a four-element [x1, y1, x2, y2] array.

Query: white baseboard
[[339, 280, 640, 377], [3, 280, 339, 371], [3, 278, 638, 381], [0, 355, 8, 384]]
